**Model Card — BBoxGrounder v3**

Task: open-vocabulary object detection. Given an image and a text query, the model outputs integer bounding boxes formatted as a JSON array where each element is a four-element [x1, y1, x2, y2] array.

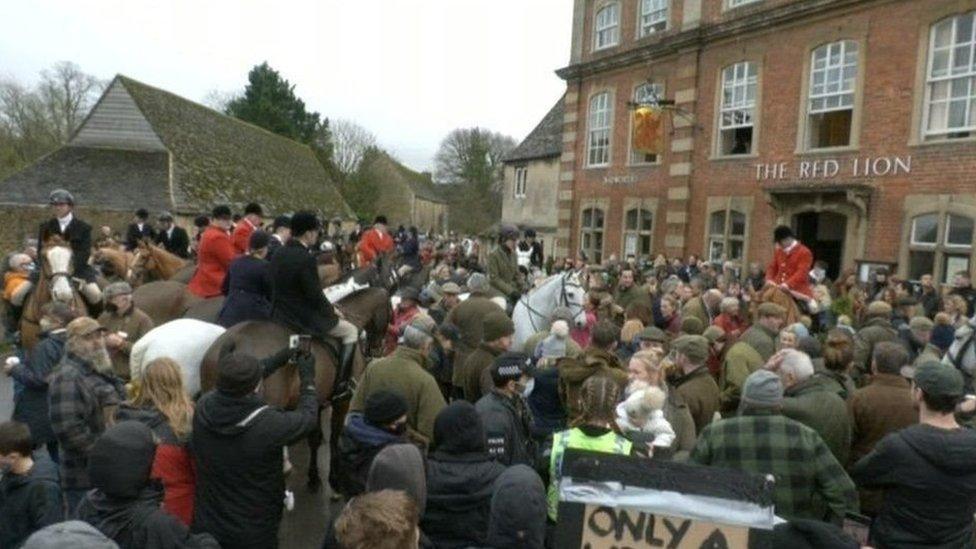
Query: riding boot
[[332, 343, 357, 403]]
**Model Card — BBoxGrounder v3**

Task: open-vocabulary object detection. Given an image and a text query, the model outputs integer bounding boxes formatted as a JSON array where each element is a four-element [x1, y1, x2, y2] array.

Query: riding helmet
[[48, 189, 74, 206]]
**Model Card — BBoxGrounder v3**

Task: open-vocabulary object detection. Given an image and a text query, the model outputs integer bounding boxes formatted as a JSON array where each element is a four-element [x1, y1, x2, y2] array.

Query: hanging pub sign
[[633, 106, 664, 155], [554, 450, 776, 548]]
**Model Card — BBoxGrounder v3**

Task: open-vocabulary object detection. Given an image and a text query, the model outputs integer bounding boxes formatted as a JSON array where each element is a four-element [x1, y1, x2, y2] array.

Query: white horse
[[512, 270, 588, 350], [946, 317, 976, 386], [129, 318, 226, 397]]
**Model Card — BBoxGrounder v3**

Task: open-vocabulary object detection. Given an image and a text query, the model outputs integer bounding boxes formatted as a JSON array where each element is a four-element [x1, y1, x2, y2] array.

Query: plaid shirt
[[48, 353, 126, 490], [690, 409, 858, 522]]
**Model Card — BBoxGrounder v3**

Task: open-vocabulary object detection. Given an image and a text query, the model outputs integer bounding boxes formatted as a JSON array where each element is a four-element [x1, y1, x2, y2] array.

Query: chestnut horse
[[199, 321, 368, 492], [129, 241, 189, 286], [751, 286, 802, 326], [20, 237, 87, 350], [91, 247, 134, 283]]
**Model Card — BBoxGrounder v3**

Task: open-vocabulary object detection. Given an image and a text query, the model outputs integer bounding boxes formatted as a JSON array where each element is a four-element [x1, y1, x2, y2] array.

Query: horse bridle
[[518, 273, 585, 333]]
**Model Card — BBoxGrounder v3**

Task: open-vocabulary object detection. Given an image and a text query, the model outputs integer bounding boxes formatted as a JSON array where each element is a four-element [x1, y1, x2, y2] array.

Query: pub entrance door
[[793, 211, 846, 281]]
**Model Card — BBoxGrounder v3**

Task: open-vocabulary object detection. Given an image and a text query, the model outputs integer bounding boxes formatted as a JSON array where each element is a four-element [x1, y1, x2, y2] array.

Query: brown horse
[[751, 285, 802, 326], [129, 241, 188, 286], [199, 321, 368, 492], [20, 237, 88, 350], [91, 247, 134, 282], [132, 281, 203, 326]]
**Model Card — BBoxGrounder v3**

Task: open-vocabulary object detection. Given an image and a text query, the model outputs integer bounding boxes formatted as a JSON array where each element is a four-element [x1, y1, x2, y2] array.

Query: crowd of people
[[1, 188, 976, 548]]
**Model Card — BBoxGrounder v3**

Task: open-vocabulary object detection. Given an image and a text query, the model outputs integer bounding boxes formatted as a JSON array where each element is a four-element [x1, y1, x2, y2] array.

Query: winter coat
[[334, 413, 406, 497], [400, 235, 422, 271], [559, 348, 628, 423], [154, 226, 190, 259], [614, 285, 651, 313], [115, 404, 196, 526], [847, 373, 916, 465], [782, 377, 852, 466], [217, 255, 272, 328], [475, 390, 536, 467], [0, 452, 62, 549], [187, 226, 235, 299], [231, 219, 257, 255], [446, 292, 505, 375], [349, 346, 447, 441], [486, 465, 546, 549], [270, 240, 338, 337], [852, 424, 976, 548], [681, 296, 713, 328], [422, 451, 506, 549], [665, 392, 697, 460], [713, 312, 749, 342], [457, 344, 502, 403], [124, 223, 157, 251], [191, 387, 318, 549], [487, 246, 522, 298], [97, 307, 154, 380], [356, 227, 394, 267], [765, 242, 814, 298], [48, 353, 127, 490], [719, 340, 765, 413], [812, 369, 856, 401], [739, 323, 778, 362], [9, 330, 65, 446], [851, 317, 899, 383], [526, 365, 567, 437], [671, 366, 721, 435], [38, 216, 97, 282], [3, 270, 28, 302]]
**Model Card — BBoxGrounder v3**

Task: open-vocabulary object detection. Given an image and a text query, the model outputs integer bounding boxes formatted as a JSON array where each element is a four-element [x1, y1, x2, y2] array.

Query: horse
[[132, 281, 204, 326], [20, 237, 88, 350], [129, 240, 188, 286], [946, 317, 976, 390], [512, 270, 588, 351], [91, 247, 134, 283], [129, 318, 227, 397], [199, 320, 368, 493], [750, 285, 802, 326]]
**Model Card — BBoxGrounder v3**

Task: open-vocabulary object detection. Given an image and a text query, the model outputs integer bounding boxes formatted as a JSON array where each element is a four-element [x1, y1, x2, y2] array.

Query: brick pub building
[[551, 0, 976, 283]]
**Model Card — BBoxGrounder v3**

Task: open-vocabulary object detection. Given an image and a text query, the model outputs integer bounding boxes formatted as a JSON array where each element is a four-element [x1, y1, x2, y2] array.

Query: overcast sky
[[1, 0, 572, 171]]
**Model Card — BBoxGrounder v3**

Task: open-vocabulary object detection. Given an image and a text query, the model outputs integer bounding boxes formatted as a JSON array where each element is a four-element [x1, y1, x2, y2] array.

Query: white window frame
[[513, 167, 527, 199], [594, 3, 621, 51], [580, 207, 605, 264], [629, 83, 664, 165], [907, 211, 974, 282], [727, 0, 761, 8], [622, 207, 654, 258], [718, 61, 758, 156], [587, 91, 613, 168], [911, 213, 939, 246], [708, 209, 747, 263], [806, 40, 859, 149], [638, 0, 668, 38], [923, 12, 976, 139]]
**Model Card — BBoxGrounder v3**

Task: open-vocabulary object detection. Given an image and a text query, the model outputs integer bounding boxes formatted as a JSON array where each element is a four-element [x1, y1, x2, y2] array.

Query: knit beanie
[[88, 421, 156, 499], [931, 324, 956, 351], [739, 370, 784, 410], [364, 390, 408, 426], [540, 321, 569, 359], [483, 311, 515, 342], [433, 401, 486, 454], [216, 352, 263, 397], [467, 272, 489, 293], [487, 465, 547, 549], [367, 444, 427, 518]]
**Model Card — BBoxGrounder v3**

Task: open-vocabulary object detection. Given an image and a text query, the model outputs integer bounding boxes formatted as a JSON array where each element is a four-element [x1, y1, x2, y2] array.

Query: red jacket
[[188, 226, 236, 298], [231, 219, 258, 255], [356, 228, 394, 267], [713, 312, 749, 342], [153, 444, 196, 525], [765, 241, 814, 298]]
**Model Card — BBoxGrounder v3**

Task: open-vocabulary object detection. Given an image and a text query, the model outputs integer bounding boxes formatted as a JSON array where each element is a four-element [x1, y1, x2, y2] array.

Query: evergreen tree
[[226, 62, 324, 147]]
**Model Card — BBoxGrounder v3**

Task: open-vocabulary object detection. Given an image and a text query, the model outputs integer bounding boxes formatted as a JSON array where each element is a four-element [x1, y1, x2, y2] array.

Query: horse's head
[[41, 240, 74, 303], [563, 270, 588, 328]]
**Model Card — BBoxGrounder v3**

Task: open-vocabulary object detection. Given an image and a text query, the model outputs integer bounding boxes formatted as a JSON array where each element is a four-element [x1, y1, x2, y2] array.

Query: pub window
[[587, 92, 612, 167], [908, 212, 975, 282], [638, 0, 668, 37], [708, 209, 746, 264], [630, 83, 664, 164], [594, 3, 620, 51], [514, 167, 527, 199], [718, 62, 757, 156], [924, 12, 976, 140], [581, 207, 605, 264], [623, 208, 654, 258], [728, 0, 761, 8], [808, 40, 858, 148]]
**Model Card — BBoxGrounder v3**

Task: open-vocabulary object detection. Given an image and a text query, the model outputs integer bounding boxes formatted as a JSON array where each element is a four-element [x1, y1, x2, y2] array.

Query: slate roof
[[0, 146, 169, 211], [503, 95, 565, 163], [365, 150, 446, 204], [116, 76, 353, 217]]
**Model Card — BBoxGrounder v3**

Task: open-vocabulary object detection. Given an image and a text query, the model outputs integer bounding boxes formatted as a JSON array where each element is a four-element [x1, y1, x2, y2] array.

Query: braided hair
[[573, 375, 621, 429]]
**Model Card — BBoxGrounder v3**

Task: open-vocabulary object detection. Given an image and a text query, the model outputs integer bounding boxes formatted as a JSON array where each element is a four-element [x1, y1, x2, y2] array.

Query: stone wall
[[0, 205, 132, 253]]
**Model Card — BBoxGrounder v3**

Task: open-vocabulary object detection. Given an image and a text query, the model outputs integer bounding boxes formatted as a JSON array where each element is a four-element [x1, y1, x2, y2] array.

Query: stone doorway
[[793, 211, 847, 280]]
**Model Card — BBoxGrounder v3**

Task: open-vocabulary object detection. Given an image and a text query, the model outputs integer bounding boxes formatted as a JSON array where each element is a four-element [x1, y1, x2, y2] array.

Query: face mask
[[519, 378, 534, 398]]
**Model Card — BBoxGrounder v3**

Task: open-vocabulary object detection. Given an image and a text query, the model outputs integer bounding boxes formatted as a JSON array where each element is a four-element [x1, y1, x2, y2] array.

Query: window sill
[[592, 43, 619, 54], [910, 135, 976, 148], [627, 161, 662, 168], [723, 0, 763, 12], [795, 145, 859, 156], [585, 164, 611, 170], [709, 153, 758, 162]]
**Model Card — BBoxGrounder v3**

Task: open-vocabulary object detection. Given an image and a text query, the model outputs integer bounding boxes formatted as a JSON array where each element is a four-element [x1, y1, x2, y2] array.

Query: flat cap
[[757, 302, 787, 318], [672, 335, 710, 364], [66, 317, 107, 339], [913, 360, 965, 398]]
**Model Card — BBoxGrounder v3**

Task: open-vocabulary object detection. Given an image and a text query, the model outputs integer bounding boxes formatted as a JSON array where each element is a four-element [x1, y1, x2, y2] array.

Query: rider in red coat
[[765, 225, 814, 300], [188, 206, 237, 298], [356, 215, 394, 268], [231, 202, 263, 255]]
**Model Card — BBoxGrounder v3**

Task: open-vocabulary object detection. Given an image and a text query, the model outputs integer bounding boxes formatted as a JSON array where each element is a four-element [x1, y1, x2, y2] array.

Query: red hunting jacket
[[188, 226, 236, 298], [357, 228, 394, 267], [232, 219, 258, 255], [765, 241, 814, 298]]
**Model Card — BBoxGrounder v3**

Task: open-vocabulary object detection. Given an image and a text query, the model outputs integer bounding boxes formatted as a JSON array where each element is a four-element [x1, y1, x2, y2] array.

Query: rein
[[517, 273, 584, 333]]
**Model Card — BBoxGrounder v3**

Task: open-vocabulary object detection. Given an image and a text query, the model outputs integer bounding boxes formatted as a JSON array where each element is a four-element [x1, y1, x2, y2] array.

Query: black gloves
[[295, 351, 316, 388], [260, 347, 294, 379]]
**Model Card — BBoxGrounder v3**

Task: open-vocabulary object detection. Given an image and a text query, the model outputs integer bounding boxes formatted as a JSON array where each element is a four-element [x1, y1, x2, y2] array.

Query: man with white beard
[[48, 317, 127, 515]]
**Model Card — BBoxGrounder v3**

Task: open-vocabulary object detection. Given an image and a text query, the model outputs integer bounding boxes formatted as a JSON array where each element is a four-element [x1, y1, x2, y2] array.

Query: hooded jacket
[[852, 423, 976, 548], [115, 404, 195, 526], [10, 330, 66, 446], [76, 421, 217, 549], [558, 348, 628, 423], [486, 465, 546, 549], [191, 386, 318, 549], [0, 452, 62, 549], [334, 412, 406, 497], [421, 402, 506, 549]]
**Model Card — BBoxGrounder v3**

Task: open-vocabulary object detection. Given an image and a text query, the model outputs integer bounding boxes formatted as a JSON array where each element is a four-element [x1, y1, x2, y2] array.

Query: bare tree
[[331, 119, 377, 176], [201, 89, 239, 112], [433, 127, 516, 232], [36, 61, 103, 141]]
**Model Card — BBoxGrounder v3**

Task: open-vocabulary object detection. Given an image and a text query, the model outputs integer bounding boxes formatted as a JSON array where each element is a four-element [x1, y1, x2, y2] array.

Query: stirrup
[[332, 376, 357, 403]]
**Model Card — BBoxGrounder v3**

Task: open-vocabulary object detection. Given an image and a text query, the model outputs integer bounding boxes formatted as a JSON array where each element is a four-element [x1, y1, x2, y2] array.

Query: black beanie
[[88, 421, 156, 499], [249, 230, 271, 251], [364, 390, 408, 426], [433, 401, 486, 454], [217, 352, 262, 397]]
